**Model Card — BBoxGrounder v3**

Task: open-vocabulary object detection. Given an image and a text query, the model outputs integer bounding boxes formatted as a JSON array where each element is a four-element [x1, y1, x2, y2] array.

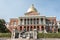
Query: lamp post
[[13, 24, 16, 38]]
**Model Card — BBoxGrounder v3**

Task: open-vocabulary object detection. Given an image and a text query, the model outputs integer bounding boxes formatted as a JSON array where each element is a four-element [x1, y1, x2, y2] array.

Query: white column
[[11, 29, 15, 38], [32, 18, 33, 25], [43, 18, 46, 25], [26, 26, 27, 31], [29, 18, 30, 25], [18, 18, 20, 25], [20, 19, 22, 25], [36, 25, 37, 30], [23, 19, 24, 25], [33, 29, 37, 40], [18, 30, 21, 38], [39, 18, 41, 24], [29, 26, 30, 31], [26, 18, 27, 25], [32, 19, 34, 25], [36, 18, 37, 25], [19, 32, 22, 39], [35, 18, 37, 25]]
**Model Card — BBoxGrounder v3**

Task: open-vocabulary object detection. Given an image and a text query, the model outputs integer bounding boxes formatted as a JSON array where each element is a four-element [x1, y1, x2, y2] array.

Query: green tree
[[0, 19, 9, 33]]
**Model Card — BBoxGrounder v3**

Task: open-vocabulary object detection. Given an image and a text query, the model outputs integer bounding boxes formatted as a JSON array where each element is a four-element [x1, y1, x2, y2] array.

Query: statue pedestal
[[26, 33, 30, 40], [44, 29, 47, 33], [33, 29, 37, 40], [11, 29, 15, 39]]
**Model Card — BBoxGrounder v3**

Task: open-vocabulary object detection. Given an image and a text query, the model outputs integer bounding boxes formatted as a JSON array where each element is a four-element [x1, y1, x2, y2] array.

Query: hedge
[[37, 33, 60, 38], [0, 33, 11, 38], [0, 33, 60, 38]]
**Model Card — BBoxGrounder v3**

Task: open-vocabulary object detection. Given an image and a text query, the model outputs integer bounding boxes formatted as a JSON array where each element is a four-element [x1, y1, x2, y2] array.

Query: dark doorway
[[15, 33, 19, 38]]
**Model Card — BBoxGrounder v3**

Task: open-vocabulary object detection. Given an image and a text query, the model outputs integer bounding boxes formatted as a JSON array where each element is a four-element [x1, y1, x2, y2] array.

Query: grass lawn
[[37, 33, 60, 38], [0, 32, 60, 38], [0, 33, 11, 38]]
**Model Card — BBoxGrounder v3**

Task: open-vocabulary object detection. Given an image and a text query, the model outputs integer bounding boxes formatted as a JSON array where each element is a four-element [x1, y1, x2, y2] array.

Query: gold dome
[[27, 4, 37, 12]]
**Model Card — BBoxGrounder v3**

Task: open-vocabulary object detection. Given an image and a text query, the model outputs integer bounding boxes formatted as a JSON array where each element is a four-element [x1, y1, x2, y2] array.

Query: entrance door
[[15, 29, 19, 38], [15, 33, 19, 38]]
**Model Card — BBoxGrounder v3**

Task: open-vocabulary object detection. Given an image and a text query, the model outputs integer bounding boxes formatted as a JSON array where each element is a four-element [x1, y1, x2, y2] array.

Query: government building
[[6, 4, 58, 34]]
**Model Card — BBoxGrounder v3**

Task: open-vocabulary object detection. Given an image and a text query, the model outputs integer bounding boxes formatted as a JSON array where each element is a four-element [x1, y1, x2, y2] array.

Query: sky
[[0, 0, 60, 22]]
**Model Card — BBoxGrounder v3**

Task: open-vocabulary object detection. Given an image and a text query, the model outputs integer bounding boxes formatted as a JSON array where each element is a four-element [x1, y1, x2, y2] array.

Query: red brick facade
[[6, 4, 58, 33]]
